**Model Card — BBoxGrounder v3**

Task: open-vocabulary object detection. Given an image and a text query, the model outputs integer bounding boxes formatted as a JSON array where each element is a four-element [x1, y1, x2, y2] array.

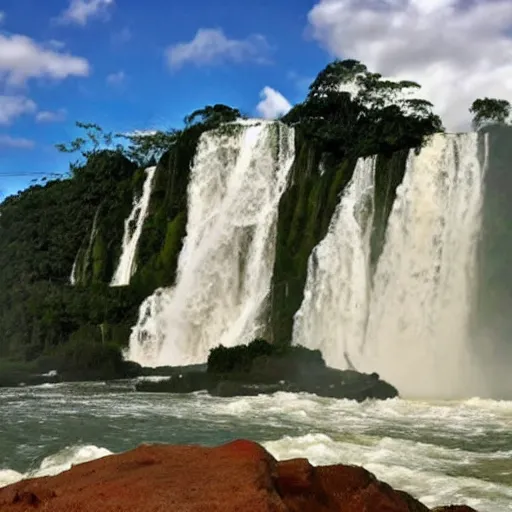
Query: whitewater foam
[[0, 445, 111, 488], [264, 432, 512, 510]]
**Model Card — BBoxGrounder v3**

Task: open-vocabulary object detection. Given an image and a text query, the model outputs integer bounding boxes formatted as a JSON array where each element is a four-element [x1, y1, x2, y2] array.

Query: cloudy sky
[[1, 0, 511, 199]]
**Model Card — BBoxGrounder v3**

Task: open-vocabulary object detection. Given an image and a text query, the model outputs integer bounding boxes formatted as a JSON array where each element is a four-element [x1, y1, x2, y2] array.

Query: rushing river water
[[1, 381, 511, 511]]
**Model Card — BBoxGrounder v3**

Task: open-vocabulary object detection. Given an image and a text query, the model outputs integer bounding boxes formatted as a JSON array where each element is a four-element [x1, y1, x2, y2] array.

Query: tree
[[55, 122, 123, 175], [307, 59, 368, 99], [284, 59, 443, 158], [470, 98, 511, 130], [117, 129, 180, 167], [184, 104, 242, 128], [56, 121, 183, 170], [306, 59, 435, 119], [58, 106, 245, 173]]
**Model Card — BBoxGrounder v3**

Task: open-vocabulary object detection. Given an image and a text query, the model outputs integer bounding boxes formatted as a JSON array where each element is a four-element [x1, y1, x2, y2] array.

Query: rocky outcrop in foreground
[[0, 440, 478, 512]]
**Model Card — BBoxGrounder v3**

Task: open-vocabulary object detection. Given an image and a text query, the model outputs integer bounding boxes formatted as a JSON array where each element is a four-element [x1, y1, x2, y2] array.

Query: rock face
[[135, 341, 399, 401], [135, 368, 397, 401], [0, 441, 478, 512]]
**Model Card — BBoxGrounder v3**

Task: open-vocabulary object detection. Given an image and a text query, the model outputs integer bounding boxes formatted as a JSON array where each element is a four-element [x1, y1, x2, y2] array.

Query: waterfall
[[127, 121, 295, 367], [70, 206, 101, 286], [293, 133, 487, 398], [362, 133, 486, 397], [70, 256, 78, 285], [293, 157, 376, 369], [111, 166, 156, 287]]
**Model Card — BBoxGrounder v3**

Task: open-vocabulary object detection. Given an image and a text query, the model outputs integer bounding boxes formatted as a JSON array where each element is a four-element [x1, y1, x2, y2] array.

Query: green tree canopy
[[117, 130, 180, 167], [470, 98, 511, 130], [55, 122, 124, 176], [184, 104, 243, 128], [57, 104, 244, 173], [285, 59, 443, 158]]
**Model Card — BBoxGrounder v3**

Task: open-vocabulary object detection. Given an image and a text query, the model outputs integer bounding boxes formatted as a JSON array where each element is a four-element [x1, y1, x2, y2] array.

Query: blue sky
[[0, 0, 329, 199], [1, 0, 512, 200]]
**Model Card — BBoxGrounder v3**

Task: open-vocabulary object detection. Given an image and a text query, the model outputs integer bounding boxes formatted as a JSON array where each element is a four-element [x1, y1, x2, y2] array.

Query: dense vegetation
[[207, 338, 323, 374], [0, 104, 241, 374], [283, 59, 443, 158], [0, 58, 471, 377], [470, 98, 511, 130]]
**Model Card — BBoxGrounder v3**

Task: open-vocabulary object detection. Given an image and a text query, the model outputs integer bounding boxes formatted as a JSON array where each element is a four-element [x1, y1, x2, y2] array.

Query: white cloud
[[35, 108, 67, 123], [0, 134, 34, 149], [58, 0, 114, 26], [257, 87, 292, 119], [0, 34, 89, 86], [307, 0, 512, 130], [106, 70, 126, 86], [0, 96, 37, 124], [166, 28, 269, 69]]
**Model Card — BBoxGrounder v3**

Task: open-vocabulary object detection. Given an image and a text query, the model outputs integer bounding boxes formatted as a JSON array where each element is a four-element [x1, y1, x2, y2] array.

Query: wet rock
[[136, 342, 399, 401], [432, 507, 480, 512]]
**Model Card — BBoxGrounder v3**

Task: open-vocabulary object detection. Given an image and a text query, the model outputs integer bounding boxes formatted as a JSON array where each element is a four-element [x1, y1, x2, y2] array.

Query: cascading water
[[69, 206, 101, 286], [293, 133, 487, 398], [293, 157, 376, 369], [127, 121, 295, 367], [111, 166, 156, 287], [69, 256, 78, 285], [362, 133, 486, 398]]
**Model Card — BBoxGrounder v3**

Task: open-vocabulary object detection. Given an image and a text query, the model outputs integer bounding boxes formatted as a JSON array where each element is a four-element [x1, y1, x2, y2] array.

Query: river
[[1, 381, 511, 511]]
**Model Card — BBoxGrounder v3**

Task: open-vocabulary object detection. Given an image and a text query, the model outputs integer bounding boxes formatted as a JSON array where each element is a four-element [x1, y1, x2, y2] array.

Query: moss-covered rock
[[270, 131, 359, 346], [137, 340, 398, 401], [270, 130, 410, 346], [370, 150, 409, 270], [131, 129, 201, 296], [72, 151, 138, 287]]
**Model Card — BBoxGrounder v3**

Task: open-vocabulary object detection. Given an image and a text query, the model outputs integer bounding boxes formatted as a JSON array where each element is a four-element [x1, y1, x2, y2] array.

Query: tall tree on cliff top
[[184, 104, 242, 128], [56, 121, 180, 171], [57, 105, 244, 174], [470, 98, 511, 130], [55, 122, 123, 175], [117, 129, 180, 167], [284, 59, 443, 158]]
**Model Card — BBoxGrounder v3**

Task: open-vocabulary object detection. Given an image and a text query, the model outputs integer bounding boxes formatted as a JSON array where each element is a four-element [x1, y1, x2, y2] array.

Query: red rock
[[0, 440, 479, 512], [315, 465, 430, 512]]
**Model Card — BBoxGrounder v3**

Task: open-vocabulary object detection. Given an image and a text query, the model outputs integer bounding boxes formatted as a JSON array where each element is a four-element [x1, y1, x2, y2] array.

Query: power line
[[0, 172, 66, 177]]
